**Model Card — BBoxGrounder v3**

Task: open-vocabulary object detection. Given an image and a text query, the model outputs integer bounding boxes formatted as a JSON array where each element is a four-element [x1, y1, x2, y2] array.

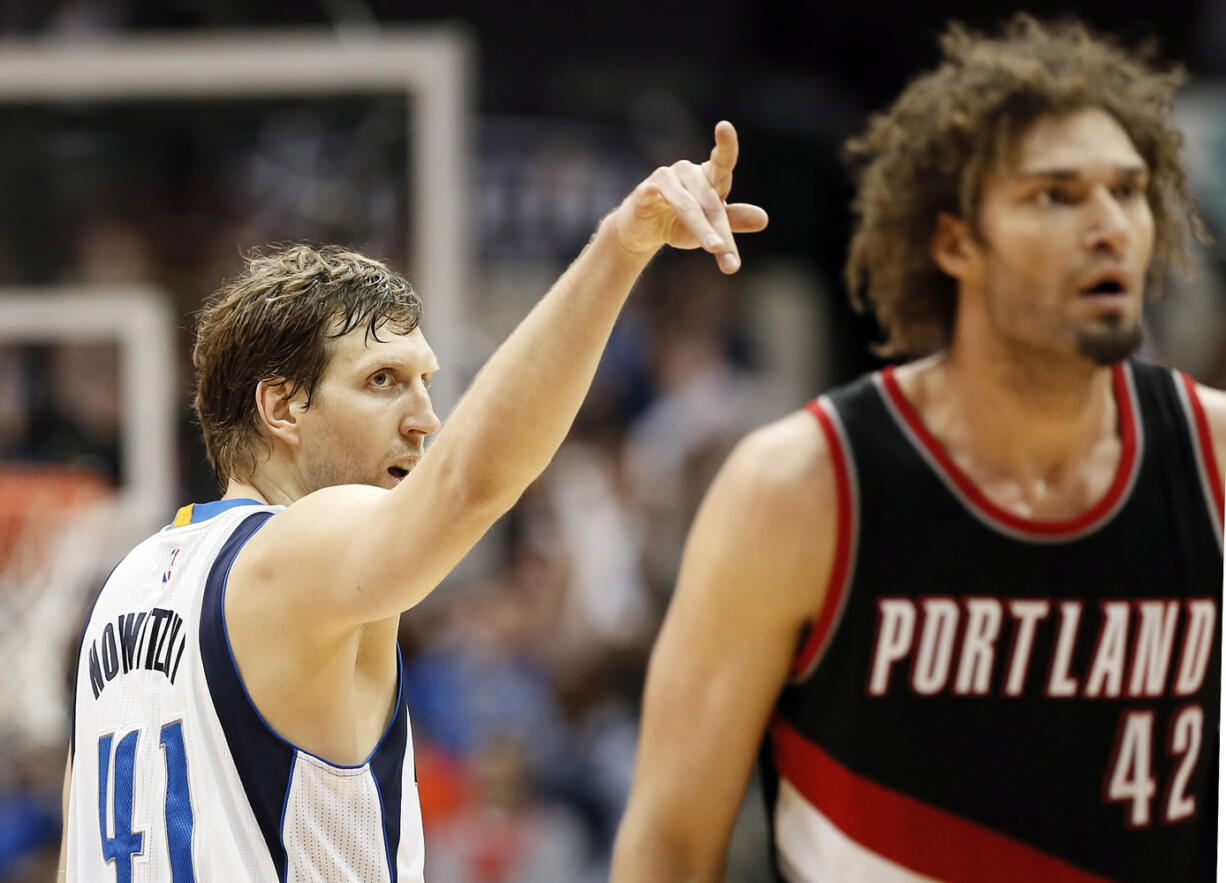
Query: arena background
[[0, 1, 1223, 879]]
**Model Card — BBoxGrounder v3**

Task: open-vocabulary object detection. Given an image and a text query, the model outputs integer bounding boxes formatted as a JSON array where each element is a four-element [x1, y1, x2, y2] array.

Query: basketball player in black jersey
[[613, 17, 1225, 883]]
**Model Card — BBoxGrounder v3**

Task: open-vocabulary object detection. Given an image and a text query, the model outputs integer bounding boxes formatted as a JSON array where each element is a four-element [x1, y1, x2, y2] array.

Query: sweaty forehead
[[326, 323, 438, 374], [1007, 107, 1146, 176]]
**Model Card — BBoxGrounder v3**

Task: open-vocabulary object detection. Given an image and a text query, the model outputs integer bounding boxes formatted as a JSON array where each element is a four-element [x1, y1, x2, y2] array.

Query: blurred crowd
[[1, 7, 1225, 882]]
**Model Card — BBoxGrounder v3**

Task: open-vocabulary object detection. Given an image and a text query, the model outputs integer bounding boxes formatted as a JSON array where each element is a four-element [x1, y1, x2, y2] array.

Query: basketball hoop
[[0, 465, 110, 578], [0, 464, 117, 751]]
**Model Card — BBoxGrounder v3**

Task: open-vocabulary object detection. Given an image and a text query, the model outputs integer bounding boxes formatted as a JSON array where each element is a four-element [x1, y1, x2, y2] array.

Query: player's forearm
[[414, 213, 651, 510], [611, 823, 725, 883], [613, 786, 732, 883], [611, 853, 723, 883]]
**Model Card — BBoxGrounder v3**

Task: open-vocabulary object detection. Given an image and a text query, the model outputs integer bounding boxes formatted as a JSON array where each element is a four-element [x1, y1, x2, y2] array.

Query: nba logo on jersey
[[162, 548, 179, 584]]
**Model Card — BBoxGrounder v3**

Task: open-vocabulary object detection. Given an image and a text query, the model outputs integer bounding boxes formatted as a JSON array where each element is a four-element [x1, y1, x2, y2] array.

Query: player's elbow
[[460, 469, 516, 516]]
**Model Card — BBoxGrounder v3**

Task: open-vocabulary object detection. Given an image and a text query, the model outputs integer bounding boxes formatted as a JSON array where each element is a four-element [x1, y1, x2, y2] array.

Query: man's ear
[[254, 379, 304, 448], [930, 212, 976, 281]]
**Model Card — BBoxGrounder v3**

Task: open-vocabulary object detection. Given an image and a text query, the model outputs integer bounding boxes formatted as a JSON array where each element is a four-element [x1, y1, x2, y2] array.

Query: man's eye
[[371, 372, 391, 387], [1035, 188, 1073, 206]]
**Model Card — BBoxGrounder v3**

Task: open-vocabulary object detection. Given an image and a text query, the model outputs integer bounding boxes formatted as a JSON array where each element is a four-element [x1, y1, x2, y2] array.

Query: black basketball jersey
[[762, 361, 1223, 883]]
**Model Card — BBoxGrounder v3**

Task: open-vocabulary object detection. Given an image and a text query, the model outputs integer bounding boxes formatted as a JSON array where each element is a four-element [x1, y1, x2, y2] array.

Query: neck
[[917, 286, 1128, 488], [222, 474, 299, 507], [931, 347, 1117, 486]]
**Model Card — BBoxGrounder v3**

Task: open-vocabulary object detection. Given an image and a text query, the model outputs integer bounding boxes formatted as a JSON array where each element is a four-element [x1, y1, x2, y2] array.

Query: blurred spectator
[[542, 440, 650, 648], [625, 261, 779, 592], [426, 734, 592, 883]]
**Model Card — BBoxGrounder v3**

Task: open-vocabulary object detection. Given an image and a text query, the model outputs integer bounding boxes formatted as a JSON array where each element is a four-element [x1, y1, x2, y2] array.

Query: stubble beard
[[982, 286, 1145, 369], [301, 446, 385, 495], [1073, 315, 1144, 366]]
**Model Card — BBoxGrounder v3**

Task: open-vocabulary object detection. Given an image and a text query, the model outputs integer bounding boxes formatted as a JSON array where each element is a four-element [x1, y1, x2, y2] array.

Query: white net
[[0, 467, 117, 755]]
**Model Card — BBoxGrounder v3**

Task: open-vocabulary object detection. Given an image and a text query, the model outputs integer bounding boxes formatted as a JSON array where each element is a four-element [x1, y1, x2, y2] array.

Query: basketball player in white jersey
[[58, 122, 767, 882]]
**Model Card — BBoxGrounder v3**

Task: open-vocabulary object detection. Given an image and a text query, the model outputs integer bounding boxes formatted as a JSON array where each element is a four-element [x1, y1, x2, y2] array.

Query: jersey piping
[[875, 362, 1143, 543], [165, 498, 265, 530], [790, 397, 859, 682], [1172, 370, 1224, 545], [769, 717, 1112, 882]]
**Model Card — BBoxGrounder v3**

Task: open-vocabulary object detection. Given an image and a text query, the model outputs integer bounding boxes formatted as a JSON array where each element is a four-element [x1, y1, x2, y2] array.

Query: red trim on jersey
[[1178, 372, 1224, 535], [769, 718, 1112, 883], [880, 363, 1138, 538], [791, 399, 854, 678]]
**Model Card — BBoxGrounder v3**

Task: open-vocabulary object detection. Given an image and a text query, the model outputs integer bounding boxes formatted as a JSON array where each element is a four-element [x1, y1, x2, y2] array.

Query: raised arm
[[237, 122, 768, 631], [611, 409, 836, 881]]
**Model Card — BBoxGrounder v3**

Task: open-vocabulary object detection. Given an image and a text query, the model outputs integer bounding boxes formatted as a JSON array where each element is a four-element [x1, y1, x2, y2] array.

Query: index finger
[[703, 120, 738, 197]]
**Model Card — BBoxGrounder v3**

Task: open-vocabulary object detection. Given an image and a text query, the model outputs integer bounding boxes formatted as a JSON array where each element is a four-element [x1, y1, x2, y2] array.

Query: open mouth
[[1080, 275, 1128, 297], [388, 466, 409, 482]]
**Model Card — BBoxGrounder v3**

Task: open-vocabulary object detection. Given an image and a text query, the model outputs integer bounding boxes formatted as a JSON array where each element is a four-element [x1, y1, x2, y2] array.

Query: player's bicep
[[230, 475, 491, 632], [226, 485, 387, 631], [617, 414, 834, 873], [635, 505, 807, 831]]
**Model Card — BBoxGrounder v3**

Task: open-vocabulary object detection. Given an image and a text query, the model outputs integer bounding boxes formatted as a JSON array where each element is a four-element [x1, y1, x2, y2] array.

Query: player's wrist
[[594, 209, 659, 267]]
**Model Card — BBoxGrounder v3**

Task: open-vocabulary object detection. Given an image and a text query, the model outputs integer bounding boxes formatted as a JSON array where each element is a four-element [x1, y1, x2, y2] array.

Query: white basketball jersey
[[65, 498, 425, 882]]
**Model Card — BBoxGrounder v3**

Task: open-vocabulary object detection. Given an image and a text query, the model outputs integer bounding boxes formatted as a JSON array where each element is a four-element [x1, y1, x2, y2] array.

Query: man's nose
[[403, 392, 442, 438], [1083, 187, 1132, 254]]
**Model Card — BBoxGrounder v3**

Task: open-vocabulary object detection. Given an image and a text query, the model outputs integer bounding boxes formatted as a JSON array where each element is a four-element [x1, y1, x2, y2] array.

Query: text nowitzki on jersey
[[86, 607, 188, 699]]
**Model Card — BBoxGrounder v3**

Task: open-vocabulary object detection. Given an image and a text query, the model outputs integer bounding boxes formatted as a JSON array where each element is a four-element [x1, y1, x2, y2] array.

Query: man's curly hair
[[193, 244, 422, 487], [844, 14, 1206, 357]]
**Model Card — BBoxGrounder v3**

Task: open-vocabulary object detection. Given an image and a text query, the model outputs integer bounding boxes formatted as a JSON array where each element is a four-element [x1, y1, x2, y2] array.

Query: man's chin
[[1074, 321, 1143, 366]]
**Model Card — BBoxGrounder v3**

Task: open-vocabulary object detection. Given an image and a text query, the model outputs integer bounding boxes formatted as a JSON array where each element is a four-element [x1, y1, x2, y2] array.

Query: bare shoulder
[[715, 406, 835, 516], [229, 483, 388, 620], [254, 483, 387, 550], [680, 406, 837, 622]]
